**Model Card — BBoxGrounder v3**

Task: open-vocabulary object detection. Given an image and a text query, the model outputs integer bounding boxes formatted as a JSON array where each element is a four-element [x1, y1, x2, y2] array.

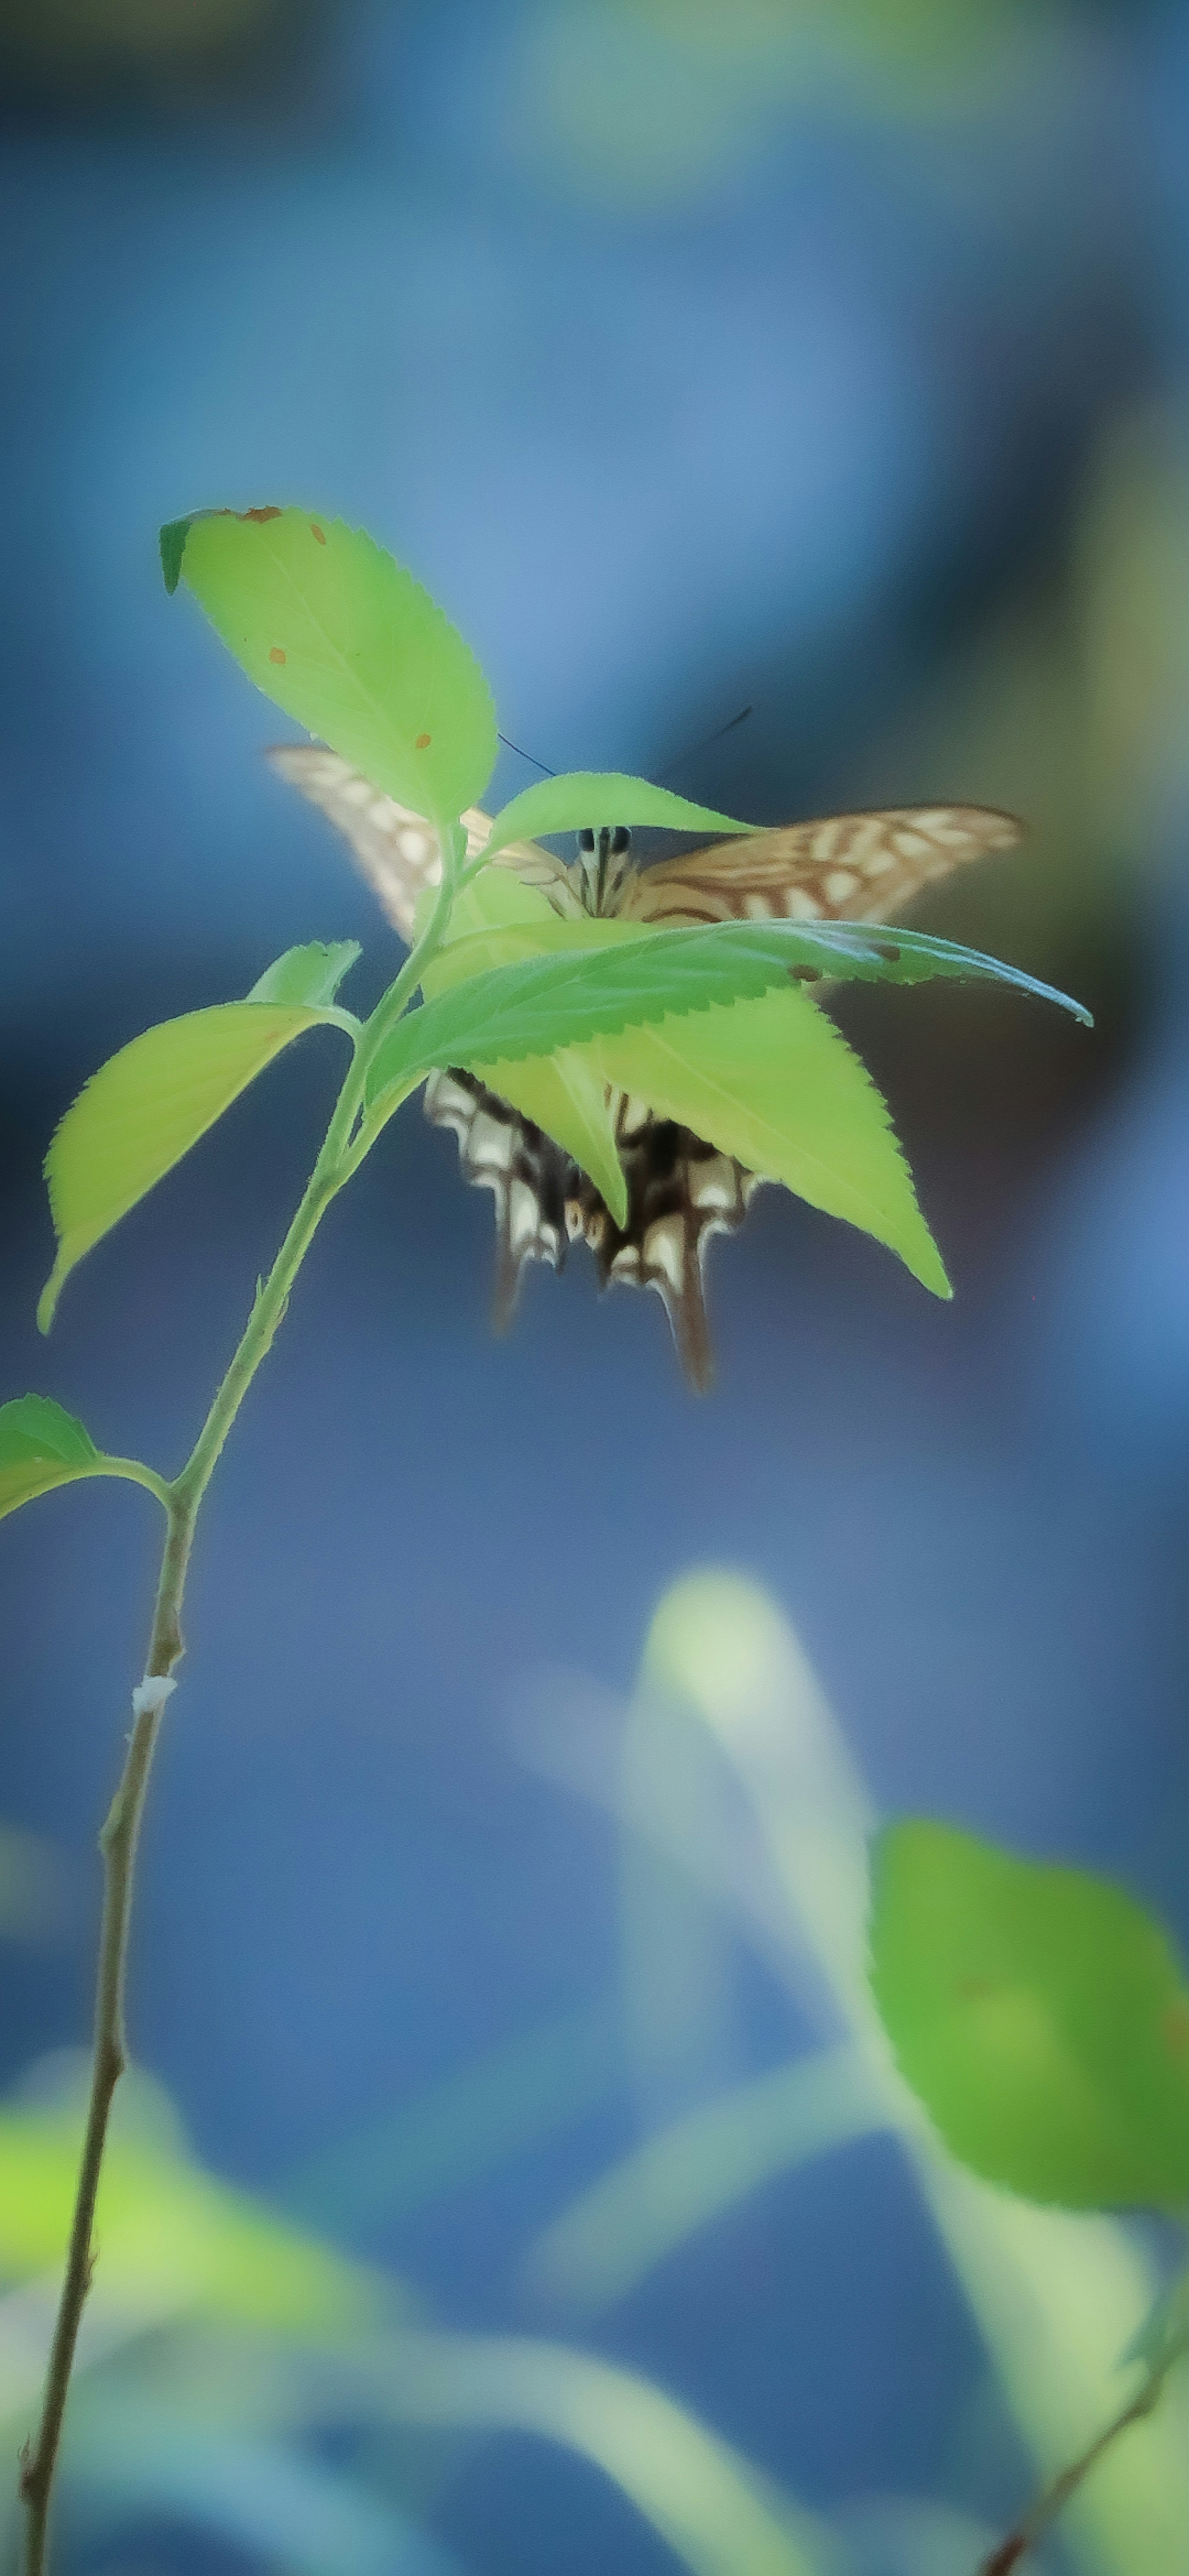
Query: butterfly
[[269, 744, 1020, 1389]]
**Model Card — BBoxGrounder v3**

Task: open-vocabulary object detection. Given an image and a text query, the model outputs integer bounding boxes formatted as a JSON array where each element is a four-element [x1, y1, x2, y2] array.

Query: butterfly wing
[[424, 1069, 575, 1330], [266, 744, 580, 939], [618, 804, 1021, 928], [598, 804, 1020, 1384], [571, 1097, 761, 1393]]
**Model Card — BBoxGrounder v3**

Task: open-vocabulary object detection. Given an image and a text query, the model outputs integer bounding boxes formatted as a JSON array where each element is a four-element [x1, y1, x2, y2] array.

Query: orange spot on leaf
[[415, 732, 432, 749], [269, 647, 287, 665], [1164, 2000, 1189, 2055], [955, 1976, 996, 2003], [242, 505, 282, 523], [310, 522, 326, 544]]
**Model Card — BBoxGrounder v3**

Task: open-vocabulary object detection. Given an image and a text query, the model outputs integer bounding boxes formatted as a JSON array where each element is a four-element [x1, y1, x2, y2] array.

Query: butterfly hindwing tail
[[574, 1100, 760, 1393], [424, 1071, 573, 1333]]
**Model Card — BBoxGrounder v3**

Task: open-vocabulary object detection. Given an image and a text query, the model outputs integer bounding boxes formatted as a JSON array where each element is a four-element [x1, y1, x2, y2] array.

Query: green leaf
[[401, 875, 947, 1290], [165, 507, 497, 824], [367, 917, 1090, 1104], [592, 991, 951, 1295], [39, 1003, 349, 1332], [414, 866, 629, 1223], [247, 940, 361, 1009], [869, 1819, 1189, 2209], [483, 772, 756, 858], [0, 1395, 102, 1519]]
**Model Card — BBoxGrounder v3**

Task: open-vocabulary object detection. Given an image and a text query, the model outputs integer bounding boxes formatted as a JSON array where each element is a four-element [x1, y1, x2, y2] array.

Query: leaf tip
[[35, 1273, 61, 1336], [159, 518, 192, 596]]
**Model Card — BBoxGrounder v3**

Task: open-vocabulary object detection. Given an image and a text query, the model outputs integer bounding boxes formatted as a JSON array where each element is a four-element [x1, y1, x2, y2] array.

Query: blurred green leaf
[[381, 2331, 831, 2576], [869, 1820, 1189, 2208], [39, 1003, 351, 1331], [606, 1574, 1189, 2576], [484, 773, 754, 858], [525, 2042, 880, 2312], [247, 941, 362, 1010], [166, 509, 497, 824], [0, 2109, 378, 2337]]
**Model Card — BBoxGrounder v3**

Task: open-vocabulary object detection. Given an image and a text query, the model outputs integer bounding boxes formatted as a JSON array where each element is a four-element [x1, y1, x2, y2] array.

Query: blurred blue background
[[3, 2, 1189, 2570]]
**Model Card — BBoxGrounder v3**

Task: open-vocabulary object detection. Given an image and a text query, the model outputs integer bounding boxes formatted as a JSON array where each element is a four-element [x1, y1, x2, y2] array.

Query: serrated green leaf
[[247, 940, 361, 1009], [367, 917, 1090, 1105], [410, 867, 629, 1222], [39, 1003, 349, 1332], [0, 1395, 102, 1520], [484, 773, 755, 859], [166, 508, 497, 824], [869, 1820, 1189, 2209], [411, 872, 947, 1291], [592, 991, 951, 1295]]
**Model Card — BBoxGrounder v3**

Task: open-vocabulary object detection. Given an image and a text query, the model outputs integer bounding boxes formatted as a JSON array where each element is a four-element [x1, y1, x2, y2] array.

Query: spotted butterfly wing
[[618, 805, 1020, 927], [269, 747, 1020, 1388], [268, 745, 585, 1345], [265, 745, 579, 940], [583, 804, 1021, 1383]]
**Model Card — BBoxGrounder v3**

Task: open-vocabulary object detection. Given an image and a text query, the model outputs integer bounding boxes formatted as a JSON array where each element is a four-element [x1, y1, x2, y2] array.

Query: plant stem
[[18, 1520, 191, 2576], [18, 838, 464, 2573], [977, 2331, 1189, 2574]]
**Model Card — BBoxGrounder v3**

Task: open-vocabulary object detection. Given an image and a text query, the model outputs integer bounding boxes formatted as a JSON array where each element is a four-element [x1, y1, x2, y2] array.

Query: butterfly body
[[268, 743, 1019, 1388]]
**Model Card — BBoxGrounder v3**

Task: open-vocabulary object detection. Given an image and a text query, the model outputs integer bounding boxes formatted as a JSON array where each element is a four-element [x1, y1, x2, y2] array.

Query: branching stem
[[18, 826, 462, 2575], [977, 2329, 1189, 2575]]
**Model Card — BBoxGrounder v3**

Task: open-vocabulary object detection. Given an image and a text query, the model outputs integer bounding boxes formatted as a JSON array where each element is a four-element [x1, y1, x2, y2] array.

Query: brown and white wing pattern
[[267, 745, 447, 943], [424, 1069, 575, 1333], [569, 1098, 762, 1394], [266, 744, 581, 938], [594, 803, 1020, 1384], [618, 805, 1021, 929]]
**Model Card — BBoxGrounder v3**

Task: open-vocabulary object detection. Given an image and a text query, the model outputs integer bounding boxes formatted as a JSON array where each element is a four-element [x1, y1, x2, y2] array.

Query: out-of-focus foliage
[[518, 1574, 1189, 2576], [507, 0, 1075, 204], [870, 1818, 1189, 2209], [0, 2070, 834, 2576]]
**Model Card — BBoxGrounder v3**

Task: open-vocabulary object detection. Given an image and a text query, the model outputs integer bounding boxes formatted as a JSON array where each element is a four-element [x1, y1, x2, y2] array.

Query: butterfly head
[[577, 825, 633, 918]]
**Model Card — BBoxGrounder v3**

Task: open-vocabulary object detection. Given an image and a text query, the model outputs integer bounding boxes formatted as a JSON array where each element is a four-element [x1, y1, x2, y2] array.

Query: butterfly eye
[[611, 827, 631, 857], [577, 829, 596, 853]]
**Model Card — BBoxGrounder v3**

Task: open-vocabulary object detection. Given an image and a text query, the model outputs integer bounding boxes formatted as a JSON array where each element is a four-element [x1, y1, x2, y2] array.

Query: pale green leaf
[[166, 508, 497, 824], [869, 1820, 1189, 2208], [39, 1003, 349, 1331], [591, 989, 951, 1294], [247, 940, 361, 1009], [484, 771, 755, 859]]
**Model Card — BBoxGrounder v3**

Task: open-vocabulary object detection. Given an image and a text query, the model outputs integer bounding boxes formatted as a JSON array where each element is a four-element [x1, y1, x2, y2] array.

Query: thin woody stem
[[18, 839, 464, 2575], [19, 1507, 193, 2576], [978, 2333, 1188, 2575]]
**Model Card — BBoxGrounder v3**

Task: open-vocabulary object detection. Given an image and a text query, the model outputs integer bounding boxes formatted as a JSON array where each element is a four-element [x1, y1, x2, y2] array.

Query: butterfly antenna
[[497, 732, 556, 778], [657, 704, 753, 787]]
